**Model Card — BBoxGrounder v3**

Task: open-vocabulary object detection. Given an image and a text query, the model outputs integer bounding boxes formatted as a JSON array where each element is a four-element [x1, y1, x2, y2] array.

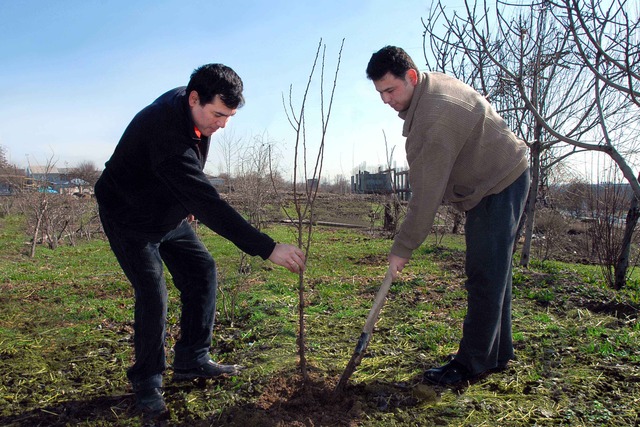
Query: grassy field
[[0, 213, 638, 426]]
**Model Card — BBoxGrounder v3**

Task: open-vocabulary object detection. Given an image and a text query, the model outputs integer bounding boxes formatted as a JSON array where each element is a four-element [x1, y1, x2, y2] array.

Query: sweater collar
[[398, 72, 426, 137]]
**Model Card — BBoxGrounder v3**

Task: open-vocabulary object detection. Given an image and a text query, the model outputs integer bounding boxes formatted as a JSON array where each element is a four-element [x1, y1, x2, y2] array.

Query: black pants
[[456, 169, 530, 374], [99, 210, 217, 391]]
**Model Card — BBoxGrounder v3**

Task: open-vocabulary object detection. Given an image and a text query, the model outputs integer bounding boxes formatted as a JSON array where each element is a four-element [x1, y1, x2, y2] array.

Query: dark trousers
[[456, 169, 530, 375], [99, 211, 217, 391]]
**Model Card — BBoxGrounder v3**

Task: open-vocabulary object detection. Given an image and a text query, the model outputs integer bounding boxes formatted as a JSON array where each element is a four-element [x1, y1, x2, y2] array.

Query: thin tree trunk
[[297, 271, 308, 380], [30, 198, 47, 258], [614, 194, 639, 290], [520, 142, 540, 267]]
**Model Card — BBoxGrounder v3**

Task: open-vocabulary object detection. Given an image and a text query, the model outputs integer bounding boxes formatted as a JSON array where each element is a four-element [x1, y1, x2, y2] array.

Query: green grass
[[0, 214, 638, 426]]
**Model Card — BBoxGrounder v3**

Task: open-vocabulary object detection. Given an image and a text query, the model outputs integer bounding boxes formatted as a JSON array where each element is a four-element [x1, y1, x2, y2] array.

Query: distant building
[[26, 165, 65, 186], [24, 165, 91, 195], [25, 165, 63, 193], [351, 170, 393, 194], [351, 168, 411, 200]]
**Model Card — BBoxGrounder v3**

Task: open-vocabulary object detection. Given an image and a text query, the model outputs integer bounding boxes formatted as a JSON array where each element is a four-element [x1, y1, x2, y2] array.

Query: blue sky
[[0, 0, 462, 179]]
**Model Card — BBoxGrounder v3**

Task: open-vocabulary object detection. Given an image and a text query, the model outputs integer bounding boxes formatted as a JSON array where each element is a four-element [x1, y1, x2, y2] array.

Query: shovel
[[334, 267, 394, 395]]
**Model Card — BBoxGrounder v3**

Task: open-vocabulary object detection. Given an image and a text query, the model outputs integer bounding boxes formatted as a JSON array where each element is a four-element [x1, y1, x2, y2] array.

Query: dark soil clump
[[217, 370, 361, 427]]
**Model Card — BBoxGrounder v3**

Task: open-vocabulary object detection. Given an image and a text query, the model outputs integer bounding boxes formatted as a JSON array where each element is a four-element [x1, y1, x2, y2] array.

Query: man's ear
[[188, 90, 199, 107], [406, 69, 418, 86]]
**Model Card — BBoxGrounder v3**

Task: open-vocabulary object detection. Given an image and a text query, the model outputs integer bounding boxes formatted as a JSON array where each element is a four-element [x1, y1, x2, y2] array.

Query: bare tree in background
[[557, 0, 640, 288], [278, 38, 344, 382], [217, 128, 244, 194], [236, 133, 280, 231], [69, 161, 100, 193], [0, 146, 8, 171], [216, 133, 281, 323], [586, 164, 637, 289], [22, 155, 57, 257], [332, 174, 350, 194], [422, 0, 639, 275], [560, 0, 640, 108], [381, 130, 405, 237], [0, 146, 24, 215]]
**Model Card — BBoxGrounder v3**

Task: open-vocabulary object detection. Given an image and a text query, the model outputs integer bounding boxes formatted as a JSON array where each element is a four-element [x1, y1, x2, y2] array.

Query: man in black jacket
[[95, 64, 305, 416]]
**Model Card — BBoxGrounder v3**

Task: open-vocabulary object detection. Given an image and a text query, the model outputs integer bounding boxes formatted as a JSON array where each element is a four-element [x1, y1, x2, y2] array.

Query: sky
[[0, 0, 465, 181]]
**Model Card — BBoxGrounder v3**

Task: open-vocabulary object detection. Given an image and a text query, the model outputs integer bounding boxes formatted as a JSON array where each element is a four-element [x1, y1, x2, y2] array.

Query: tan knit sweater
[[391, 72, 529, 259]]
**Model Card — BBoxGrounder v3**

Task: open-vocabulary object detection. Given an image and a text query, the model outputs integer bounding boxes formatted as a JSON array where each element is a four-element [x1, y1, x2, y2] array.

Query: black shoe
[[135, 387, 167, 416], [489, 361, 510, 373], [173, 360, 242, 381], [423, 360, 474, 386]]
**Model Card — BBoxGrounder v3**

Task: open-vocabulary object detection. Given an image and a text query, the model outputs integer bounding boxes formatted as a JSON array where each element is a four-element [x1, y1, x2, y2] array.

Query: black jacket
[[95, 87, 276, 259]]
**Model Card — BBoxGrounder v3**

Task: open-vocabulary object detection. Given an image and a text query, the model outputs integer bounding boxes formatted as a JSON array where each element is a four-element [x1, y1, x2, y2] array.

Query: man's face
[[373, 70, 417, 112], [189, 92, 236, 137]]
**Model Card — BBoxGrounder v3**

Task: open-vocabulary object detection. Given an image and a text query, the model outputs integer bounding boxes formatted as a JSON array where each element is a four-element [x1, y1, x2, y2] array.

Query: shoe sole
[[172, 372, 228, 381], [423, 375, 472, 386], [135, 400, 168, 418], [172, 362, 243, 382], [424, 366, 508, 386]]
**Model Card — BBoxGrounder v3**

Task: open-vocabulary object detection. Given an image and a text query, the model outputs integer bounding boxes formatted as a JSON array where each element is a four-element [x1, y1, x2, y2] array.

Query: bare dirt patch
[[216, 369, 437, 427]]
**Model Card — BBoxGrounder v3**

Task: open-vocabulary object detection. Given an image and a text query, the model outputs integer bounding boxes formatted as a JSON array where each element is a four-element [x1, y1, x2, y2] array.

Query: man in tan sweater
[[366, 46, 530, 385]]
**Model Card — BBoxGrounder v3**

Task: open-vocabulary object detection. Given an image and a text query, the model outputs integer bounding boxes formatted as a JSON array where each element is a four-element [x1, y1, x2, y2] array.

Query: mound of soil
[[217, 369, 434, 427]]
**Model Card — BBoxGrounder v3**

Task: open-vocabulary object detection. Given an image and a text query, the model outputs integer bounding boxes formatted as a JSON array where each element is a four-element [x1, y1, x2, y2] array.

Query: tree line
[[422, 0, 639, 289]]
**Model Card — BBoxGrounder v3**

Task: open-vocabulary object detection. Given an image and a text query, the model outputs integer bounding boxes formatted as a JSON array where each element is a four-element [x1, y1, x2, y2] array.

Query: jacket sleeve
[[156, 150, 276, 259]]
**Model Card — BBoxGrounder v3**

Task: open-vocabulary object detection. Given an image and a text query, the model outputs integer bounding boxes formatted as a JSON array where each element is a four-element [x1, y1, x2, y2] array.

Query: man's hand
[[388, 253, 409, 279], [268, 243, 306, 273]]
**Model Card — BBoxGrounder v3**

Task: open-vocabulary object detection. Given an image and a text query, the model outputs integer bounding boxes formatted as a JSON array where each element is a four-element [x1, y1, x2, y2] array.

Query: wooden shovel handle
[[362, 268, 394, 334], [334, 268, 395, 395]]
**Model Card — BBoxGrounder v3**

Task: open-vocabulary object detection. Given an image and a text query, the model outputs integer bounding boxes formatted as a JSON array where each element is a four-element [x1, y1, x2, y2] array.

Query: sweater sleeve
[[156, 151, 276, 260], [391, 128, 457, 259]]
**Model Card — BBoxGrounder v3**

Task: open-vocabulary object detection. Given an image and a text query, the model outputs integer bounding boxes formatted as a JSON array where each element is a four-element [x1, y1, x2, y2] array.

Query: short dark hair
[[186, 63, 245, 109], [366, 46, 418, 81]]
